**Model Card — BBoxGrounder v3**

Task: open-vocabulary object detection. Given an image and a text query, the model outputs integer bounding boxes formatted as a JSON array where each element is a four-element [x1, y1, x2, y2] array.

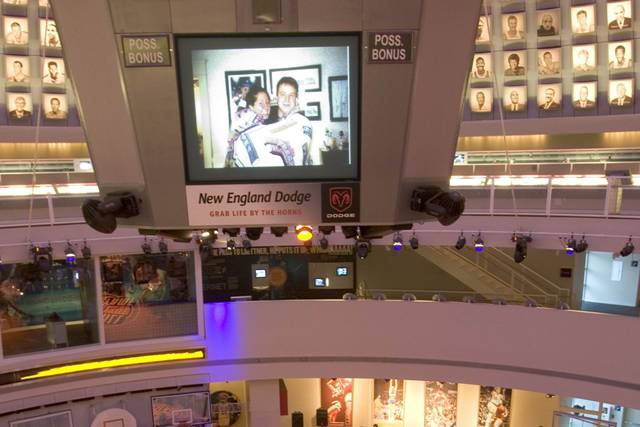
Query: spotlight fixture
[[245, 227, 263, 241], [410, 186, 465, 225], [158, 238, 168, 254], [226, 238, 236, 251], [620, 237, 635, 257], [81, 240, 92, 259], [575, 235, 588, 253], [455, 232, 466, 250], [242, 237, 252, 249], [141, 238, 152, 255], [392, 233, 403, 251], [564, 235, 577, 255], [318, 226, 335, 235], [82, 191, 140, 234], [341, 226, 359, 240], [295, 225, 313, 242], [512, 234, 532, 264], [201, 230, 211, 238], [409, 234, 419, 250], [270, 226, 288, 237], [222, 228, 240, 237], [473, 233, 484, 253], [356, 238, 371, 259], [31, 244, 53, 271], [320, 235, 329, 250], [64, 241, 76, 264]]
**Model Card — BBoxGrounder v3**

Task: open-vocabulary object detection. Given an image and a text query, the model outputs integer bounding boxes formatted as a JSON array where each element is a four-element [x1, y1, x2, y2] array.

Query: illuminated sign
[[121, 35, 171, 67]]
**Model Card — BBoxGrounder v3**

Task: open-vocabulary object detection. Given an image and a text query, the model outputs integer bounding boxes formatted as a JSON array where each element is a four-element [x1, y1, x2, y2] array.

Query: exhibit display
[[372, 379, 404, 427], [177, 33, 360, 183], [321, 378, 353, 427], [424, 381, 457, 427], [477, 386, 512, 427], [151, 392, 212, 427]]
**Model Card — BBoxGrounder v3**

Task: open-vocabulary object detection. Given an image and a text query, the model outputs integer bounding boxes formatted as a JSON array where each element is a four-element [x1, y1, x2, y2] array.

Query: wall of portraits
[[0, 0, 79, 126], [467, 0, 640, 120]]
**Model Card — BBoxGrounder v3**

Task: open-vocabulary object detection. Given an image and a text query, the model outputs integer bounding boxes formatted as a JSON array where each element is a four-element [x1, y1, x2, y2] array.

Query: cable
[[482, 2, 519, 216]]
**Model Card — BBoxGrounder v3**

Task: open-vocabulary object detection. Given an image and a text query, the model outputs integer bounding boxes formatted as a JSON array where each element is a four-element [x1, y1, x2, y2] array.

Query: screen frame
[[175, 32, 362, 184]]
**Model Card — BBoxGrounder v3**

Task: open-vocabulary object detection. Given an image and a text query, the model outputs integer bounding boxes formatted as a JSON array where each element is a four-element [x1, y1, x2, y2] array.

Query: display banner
[[186, 183, 321, 226], [121, 35, 171, 67], [368, 31, 414, 63], [320, 378, 353, 427], [424, 381, 458, 427], [477, 386, 512, 427], [373, 379, 405, 426]]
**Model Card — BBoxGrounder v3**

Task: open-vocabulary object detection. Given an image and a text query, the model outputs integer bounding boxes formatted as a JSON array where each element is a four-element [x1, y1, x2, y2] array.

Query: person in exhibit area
[[484, 387, 505, 427], [225, 85, 271, 167], [610, 83, 633, 107], [264, 76, 313, 166]]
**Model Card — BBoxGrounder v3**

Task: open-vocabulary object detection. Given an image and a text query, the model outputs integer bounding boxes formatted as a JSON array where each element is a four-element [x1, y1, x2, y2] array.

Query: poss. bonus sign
[[121, 35, 171, 67], [368, 31, 414, 64]]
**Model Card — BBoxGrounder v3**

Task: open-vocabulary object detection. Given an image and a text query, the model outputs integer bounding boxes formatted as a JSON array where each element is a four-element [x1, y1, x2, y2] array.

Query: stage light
[[158, 238, 168, 254], [31, 244, 52, 271], [455, 233, 466, 250], [141, 238, 152, 255], [356, 238, 371, 259], [318, 226, 335, 235], [402, 293, 416, 302], [341, 226, 358, 239], [270, 226, 288, 237], [82, 191, 140, 234], [242, 237, 252, 249], [226, 238, 236, 251], [620, 238, 635, 257], [409, 235, 419, 250], [392, 233, 403, 251], [564, 235, 577, 255], [474, 234, 484, 252], [245, 227, 263, 240], [64, 241, 76, 264], [513, 234, 532, 264], [320, 235, 329, 250], [222, 228, 240, 237], [201, 230, 211, 238], [295, 225, 313, 242], [575, 235, 589, 253], [410, 186, 465, 225], [81, 240, 91, 259]]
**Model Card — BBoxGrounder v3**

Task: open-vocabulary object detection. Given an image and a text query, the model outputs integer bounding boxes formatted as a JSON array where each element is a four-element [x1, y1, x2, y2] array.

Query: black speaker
[[316, 408, 328, 427], [292, 411, 303, 427]]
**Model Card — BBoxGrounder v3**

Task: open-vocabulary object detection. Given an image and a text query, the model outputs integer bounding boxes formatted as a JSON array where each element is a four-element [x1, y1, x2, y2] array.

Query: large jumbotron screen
[[176, 33, 360, 183]]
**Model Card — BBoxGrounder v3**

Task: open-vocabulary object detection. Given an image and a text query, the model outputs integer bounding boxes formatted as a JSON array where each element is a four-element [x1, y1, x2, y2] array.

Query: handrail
[[486, 247, 570, 297], [424, 246, 534, 303], [366, 288, 551, 304], [440, 246, 553, 298]]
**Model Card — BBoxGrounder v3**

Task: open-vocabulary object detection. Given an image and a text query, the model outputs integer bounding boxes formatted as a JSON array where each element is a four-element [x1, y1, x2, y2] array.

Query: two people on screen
[[225, 76, 313, 168]]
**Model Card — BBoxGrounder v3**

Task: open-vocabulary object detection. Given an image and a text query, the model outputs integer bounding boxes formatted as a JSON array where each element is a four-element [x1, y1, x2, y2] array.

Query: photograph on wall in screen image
[[177, 34, 360, 183], [152, 392, 212, 427], [477, 386, 512, 427], [424, 381, 457, 427], [372, 379, 404, 426], [321, 377, 353, 427]]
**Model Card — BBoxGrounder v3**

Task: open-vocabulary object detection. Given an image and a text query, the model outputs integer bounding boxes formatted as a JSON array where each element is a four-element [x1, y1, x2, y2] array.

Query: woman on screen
[[225, 85, 271, 167]]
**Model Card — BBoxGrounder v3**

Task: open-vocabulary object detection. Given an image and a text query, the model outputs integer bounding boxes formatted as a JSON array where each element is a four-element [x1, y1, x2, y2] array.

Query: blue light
[[392, 241, 403, 251]]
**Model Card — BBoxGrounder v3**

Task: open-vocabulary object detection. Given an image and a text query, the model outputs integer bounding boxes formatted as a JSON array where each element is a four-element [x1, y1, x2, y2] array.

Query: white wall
[[280, 378, 320, 427], [583, 251, 640, 306]]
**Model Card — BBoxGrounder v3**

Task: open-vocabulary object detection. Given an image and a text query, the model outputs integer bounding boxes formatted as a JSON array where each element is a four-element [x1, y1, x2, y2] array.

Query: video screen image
[[177, 34, 360, 183]]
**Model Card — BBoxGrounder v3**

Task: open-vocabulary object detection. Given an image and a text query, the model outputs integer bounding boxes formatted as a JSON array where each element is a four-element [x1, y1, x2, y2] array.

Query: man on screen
[[8, 96, 31, 120], [45, 97, 67, 119], [610, 83, 632, 107], [42, 61, 65, 84], [506, 90, 525, 112], [609, 45, 632, 69], [539, 88, 560, 111], [537, 14, 557, 37], [5, 21, 28, 45], [264, 76, 313, 166], [573, 85, 595, 109], [7, 60, 28, 82], [609, 4, 631, 30]]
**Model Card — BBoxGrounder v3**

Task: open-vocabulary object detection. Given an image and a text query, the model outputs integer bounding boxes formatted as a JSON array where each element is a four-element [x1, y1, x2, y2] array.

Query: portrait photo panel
[[571, 5, 596, 34], [536, 8, 560, 37], [503, 50, 527, 76], [471, 53, 493, 80], [4, 16, 29, 46], [469, 88, 493, 113], [477, 386, 512, 427], [42, 93, 68, 119], [6, 92, 32, 121], [537, 48, 561, 76], [5, 55, 30, 83], [609, 78, 634, 106], [40, 19, 62, 48], [572, 82, 598, 110], [502, 12, 526, 40], [572, 44, 597, 72], [424, 382, 458, 427], [608, 41, 633, 70], [476, 16, 491, 43], [538, 83, 562, 111], [42, 57, 66, 84], [607, 1, 633, 30], [503, 86, 527, 112]]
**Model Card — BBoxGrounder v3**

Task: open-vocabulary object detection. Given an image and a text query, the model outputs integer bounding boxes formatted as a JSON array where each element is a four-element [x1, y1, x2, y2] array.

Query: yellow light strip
[[20, 350, 204, 381]]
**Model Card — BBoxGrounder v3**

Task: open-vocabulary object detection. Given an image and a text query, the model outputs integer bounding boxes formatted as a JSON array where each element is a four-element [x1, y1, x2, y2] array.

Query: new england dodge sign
[[186, 184, 321, 225]]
